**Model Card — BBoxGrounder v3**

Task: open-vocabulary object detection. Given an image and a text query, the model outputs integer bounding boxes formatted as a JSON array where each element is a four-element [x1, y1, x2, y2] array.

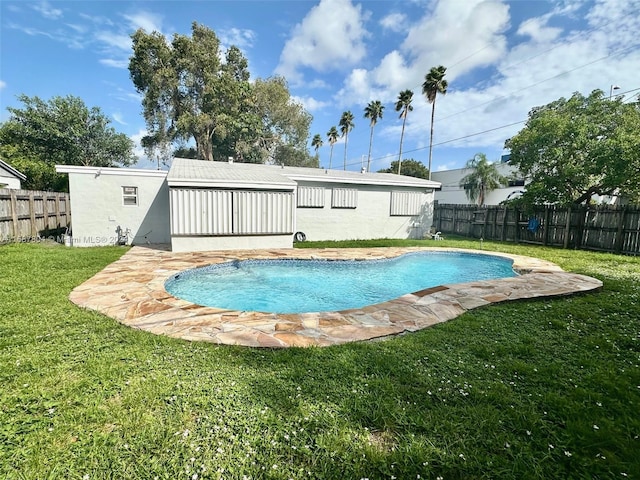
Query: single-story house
[[56, 158, 441, 251], [431, 162, 526, 205], [0, 159, 27, 189]]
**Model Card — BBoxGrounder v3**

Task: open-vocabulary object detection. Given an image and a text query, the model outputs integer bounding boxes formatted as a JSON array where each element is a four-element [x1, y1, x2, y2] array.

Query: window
[[331, 188, 357, 209], [508, 179, 525, 187], [297, 186, 325, 208], [122, 186, 138, 206], [391, 191, 423, 216]]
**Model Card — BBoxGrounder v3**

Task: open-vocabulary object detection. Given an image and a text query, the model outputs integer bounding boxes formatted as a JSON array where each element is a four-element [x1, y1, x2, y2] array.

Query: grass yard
[[1, 239, 639, 479]]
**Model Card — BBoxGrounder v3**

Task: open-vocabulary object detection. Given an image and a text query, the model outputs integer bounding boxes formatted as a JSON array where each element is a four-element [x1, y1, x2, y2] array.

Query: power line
[[438, 41, 640, 122], [343, 87, 640, 170]]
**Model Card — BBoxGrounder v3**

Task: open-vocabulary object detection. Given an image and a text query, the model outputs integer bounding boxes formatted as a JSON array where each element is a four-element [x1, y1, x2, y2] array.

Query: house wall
[[171, 234, 292, 252], [0, 171, 21, 189], [169, 187, 296, 252], [432, 164, 524, 205], [67, 170, 170, 247], [294, 181, 434, 241]]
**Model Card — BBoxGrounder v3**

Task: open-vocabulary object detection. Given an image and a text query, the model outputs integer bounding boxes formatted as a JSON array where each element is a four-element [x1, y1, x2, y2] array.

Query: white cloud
[[112, 113, 127, 125], [99, 58, 129, 69], [122, 11, 164, 34], [95, 31, 132, 51], [219, 28, 256, 49], [0, 80, 6, 90], [379, 12, 407, 32], [276, 0, 369, 84], [293, 95, 330, 112], [32, 1, 62, 20], [517, 16, 562, 43], [329, 0, 639, 164]]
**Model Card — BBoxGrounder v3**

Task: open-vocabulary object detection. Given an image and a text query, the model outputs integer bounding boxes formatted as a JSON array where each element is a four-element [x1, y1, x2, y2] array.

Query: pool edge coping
[[69, 246, 603, 348]]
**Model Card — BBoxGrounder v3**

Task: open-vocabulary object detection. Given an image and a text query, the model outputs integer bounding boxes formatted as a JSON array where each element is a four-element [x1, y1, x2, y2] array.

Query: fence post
[[29, 191, 37, 238], [563, 205, 572, 249], [615, 207, 627, 254], [55, 194, 61, 229], [542, 205, 550, 246], [10, 190, 19, 240], [501, 206, 507, 241]]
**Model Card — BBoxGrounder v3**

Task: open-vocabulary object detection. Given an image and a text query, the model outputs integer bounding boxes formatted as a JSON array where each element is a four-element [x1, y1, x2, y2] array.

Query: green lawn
[[1, 239, 639, 479]]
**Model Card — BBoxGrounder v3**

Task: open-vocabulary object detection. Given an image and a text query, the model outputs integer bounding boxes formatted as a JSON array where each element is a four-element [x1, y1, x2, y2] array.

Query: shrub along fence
[[433, 203, 640, 255], [0, 188, 71, 243]]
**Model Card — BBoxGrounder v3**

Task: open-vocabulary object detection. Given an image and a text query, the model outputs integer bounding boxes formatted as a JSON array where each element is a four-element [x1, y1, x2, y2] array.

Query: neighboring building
[[431, 162, 526, 205], [0, 159, 27, 189], [57, 158, 440, 251]]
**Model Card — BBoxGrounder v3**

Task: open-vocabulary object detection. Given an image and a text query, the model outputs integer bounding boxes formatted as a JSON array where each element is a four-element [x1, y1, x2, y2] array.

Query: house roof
[[0, 159, 27, 181], [168, 158, 297, 190], [168, 158, 441, 190], [55, 165, 168, 178]]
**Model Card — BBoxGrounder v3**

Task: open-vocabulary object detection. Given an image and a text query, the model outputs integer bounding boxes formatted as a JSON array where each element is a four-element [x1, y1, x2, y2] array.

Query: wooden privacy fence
[[0, 189, 71, 243], [433, 203, 640, 255]]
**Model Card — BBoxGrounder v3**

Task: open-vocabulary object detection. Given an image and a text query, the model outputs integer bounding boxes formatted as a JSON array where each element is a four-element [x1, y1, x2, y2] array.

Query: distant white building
[[0, 159, 27, 189], [57, 158, 441, 251], [432, 162, 526, 205]]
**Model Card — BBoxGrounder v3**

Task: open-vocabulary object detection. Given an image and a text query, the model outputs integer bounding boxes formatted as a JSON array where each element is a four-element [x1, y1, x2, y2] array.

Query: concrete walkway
[[69, 246, 603, 348]]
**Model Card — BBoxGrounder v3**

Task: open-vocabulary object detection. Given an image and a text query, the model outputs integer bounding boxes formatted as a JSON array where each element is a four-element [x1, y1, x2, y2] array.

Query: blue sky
[[1, 0, 639, 173]]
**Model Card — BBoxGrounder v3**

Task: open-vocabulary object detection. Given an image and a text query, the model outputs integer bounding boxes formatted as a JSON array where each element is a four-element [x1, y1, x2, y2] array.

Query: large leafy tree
[[326, 126, 339, 169], [378, 158, 429, 179], [0, 95, 135, 190], [130, 23, 250, 161], [459, 153, 507, 205], [130, 23, 311, 165], [245, 76, 312, 165], [395, 89, 414, 175], [422, 65, 448, 180], [506, 90, 640, 206], [363, 100, 384, 172], [339, 111, 355, 171]]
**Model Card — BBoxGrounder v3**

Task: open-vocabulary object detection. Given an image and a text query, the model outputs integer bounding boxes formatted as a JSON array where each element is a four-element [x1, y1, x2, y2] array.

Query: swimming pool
[[164, 251, 517, 314]]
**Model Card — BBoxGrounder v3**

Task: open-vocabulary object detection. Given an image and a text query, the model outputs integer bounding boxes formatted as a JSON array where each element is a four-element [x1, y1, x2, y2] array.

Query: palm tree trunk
[[428, 98, 436, 180], [367, 126, 374, 172], [398, 115, 407, 175], [343, 134, 348, 171], [329, 145, 334, 169]]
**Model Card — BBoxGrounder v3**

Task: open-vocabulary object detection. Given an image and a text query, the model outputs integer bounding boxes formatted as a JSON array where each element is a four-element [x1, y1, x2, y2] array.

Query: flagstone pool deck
[[69, 246, 603, 348]]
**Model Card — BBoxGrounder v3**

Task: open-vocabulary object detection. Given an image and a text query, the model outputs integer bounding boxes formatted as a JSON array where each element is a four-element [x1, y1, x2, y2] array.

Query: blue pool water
[[164, 251, 517, 314]]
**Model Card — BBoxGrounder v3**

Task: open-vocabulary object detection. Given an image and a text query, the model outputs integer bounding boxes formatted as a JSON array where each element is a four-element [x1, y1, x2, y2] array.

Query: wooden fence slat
[[434, 203, 640, 255], [0, 189, 71, 243]]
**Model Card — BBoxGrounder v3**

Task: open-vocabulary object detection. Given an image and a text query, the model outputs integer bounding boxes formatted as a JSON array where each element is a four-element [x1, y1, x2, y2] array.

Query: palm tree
[[395, 89, 414, 175], [326, 126, 339, 169], [459, 153, 507, 206], [311, 134, 323, 164], [363, 100, 384, 172], [422, 65, 448, 180], [339, 111, 355, 170]]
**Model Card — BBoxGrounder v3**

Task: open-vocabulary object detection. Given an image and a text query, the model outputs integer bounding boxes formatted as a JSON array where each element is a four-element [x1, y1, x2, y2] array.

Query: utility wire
[[342, 87, 640, 170]]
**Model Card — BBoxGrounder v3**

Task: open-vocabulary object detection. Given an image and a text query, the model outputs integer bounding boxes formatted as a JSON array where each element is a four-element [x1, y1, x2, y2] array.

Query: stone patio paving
[[69, 246, 603, 348]]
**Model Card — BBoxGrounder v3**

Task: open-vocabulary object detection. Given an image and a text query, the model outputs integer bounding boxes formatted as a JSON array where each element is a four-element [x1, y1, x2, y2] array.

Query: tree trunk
[[367, 125, 374, 172], [398, 114, 407, 175], [329, 145, 334, 169], [343, 133, 348, 171], [428, 98, 436, 180]]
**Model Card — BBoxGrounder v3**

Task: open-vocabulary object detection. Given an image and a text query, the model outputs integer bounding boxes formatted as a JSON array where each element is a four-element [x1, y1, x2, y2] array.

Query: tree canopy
[[506, 90, 640, 206], [129, 22, 312, 165], [0, 95, 135, 190], [459, 153, 507, 206], [378, 159, 429, 179]]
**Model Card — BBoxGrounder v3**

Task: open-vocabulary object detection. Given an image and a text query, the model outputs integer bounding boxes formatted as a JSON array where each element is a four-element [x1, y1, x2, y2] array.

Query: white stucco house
[[0, 159, 27, 189], [56, 158, 441, 251], [431, 162, 526, 205]]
